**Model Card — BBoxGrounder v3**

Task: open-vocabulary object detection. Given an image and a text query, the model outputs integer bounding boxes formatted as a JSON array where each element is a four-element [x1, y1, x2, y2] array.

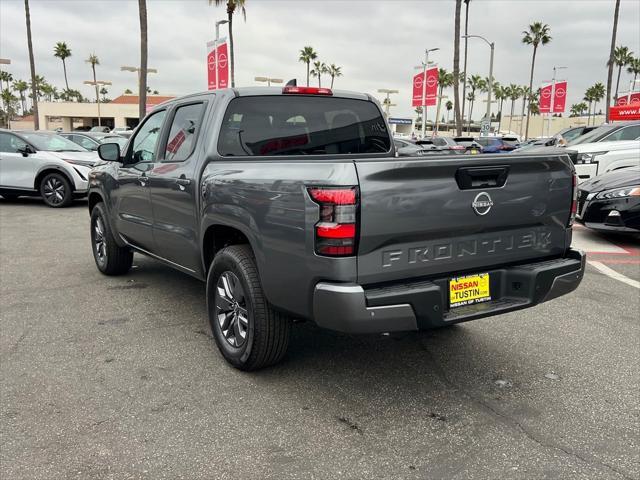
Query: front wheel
[[40, 172, 72, 207], [90, 203, 133, 275], [207, 245, 292, 371]]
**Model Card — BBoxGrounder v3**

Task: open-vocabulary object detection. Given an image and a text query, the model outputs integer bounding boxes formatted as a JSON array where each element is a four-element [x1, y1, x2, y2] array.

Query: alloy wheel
[[215, 271, 249, 348], [93, 217, 107, 264], [43, 177, 66, 205]]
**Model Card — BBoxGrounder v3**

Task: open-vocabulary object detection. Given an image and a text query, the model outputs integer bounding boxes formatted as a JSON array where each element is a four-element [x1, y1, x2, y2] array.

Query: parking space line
[[588, 261, 640, 289]]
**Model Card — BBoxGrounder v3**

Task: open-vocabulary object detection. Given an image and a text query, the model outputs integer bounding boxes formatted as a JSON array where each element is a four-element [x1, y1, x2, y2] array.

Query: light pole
[[121, 66, 158, 96], [463, 35, 494, 136], [255, 77, 283, 87], [84, 80, 111, 126], [378, 89, 399, 118], [414, 48, 439, 139]]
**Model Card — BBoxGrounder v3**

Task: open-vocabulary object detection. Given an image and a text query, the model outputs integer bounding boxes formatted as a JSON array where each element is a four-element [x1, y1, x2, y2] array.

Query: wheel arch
[[34, 166, 74, 192]]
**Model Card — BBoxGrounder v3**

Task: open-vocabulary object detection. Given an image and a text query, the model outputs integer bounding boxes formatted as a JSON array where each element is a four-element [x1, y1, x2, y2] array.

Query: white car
[[0, 129, 99, 207], [568, 139, 640, 183]]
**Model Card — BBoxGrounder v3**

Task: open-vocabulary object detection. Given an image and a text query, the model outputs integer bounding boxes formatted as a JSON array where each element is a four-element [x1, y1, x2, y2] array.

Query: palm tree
[[627, 57, 640, 85], [453, 0, 463, 135], [583, 86, 595, 126], [99, 87, 109, 102], [86, 53, 102, 125], [28, 74, 46, 102], [606, 0, 620, 122], [506, 84, 521, 133], [327, 64, 342, 89], [0, 71, 13, 92], [211, 0, 246, 88], [310, 61, 327, 88], [612, 46, 634, 101], [24, 0, 39, 129], [13, 80, 28, 113], [519, 85, 531, 136], [445, 100, 453, 124], [591, 82, 605, 120], [461, 0, 472, 126], [1, 90, 18, 128], [299, 46, 318, 87], [466, 74, 485, 133], [522, 21, 551, 139], [53, 41, 71, 91], [434, 68, 453, 133], [138, 0, 148, 120]]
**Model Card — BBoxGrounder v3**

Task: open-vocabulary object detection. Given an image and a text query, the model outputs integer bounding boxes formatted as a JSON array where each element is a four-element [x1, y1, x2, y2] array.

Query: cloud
[[1, 0, 639, 120]]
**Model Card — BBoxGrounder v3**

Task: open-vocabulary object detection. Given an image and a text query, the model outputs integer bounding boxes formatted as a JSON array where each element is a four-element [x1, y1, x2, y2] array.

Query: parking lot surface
[[1, 198, 639, 480]]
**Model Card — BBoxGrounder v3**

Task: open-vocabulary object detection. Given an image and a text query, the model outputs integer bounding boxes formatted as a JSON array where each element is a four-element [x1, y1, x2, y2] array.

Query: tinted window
[[562, 127, 584, 142], [130, 110, 167, 164], [165, 103, 205, 162], [19, 133, 86, 152], [603, 125, 640, 142], [0, 133, 28, 153], [432, 137, 447, 146], [568, 125, 617, 145], [218, 96, 390, 156], [73, 135, 99, 150]]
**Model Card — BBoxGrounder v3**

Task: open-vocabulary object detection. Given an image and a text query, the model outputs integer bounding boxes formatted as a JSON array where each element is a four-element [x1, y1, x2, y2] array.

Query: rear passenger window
[[165, 103, 205, 162], [605, 125, 640, 142]]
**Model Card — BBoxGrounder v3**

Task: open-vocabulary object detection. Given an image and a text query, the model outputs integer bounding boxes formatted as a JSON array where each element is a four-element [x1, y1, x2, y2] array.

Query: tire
[[90, 202, 133, 275], [207, 245, 292, 371], [40, 172, 73, 207]]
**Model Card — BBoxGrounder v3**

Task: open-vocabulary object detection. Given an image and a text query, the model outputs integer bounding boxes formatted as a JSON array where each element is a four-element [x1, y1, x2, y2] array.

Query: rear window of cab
[[217, 96, 391, 156]]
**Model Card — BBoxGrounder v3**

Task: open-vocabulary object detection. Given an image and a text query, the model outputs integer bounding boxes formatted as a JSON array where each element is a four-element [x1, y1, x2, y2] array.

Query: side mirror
[[17, 145, 35, 157], [98, 143, 121, 162]]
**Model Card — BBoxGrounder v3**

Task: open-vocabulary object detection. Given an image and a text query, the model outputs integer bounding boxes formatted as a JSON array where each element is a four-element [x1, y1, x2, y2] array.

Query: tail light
[[569, 173, 578, 227], [308, 187, 358, 256], [283, 86, 333, 96]]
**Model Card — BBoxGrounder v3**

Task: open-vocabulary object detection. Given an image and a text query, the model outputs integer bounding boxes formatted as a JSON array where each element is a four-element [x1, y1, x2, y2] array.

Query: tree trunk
[[228, 10, 235, 88], [306, 63, 310, 87], [467, 99, 474, 134], [138, 0, 148, 121], [318, 73, 321, 88], [509, 99, 515, 132], [614, 64, 622, 101], [524, 46, 537, 140], [606, 0, 620, 122], [519, 95, 527, 137], [330, 75, 334, 89], [24, 0, 39, 129], [434, 86, 443, 134], [461, 0, 470, 125], [453, 0, 463, 136], [498, 98, 504, 131], [62, 59, 69, 91]]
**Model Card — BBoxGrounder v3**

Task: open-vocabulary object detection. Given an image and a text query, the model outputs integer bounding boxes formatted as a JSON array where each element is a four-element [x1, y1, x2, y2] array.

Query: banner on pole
[[207, 41, 217, 90], [616, 95, 629, 106], [553, 81, 567, 113], [539, 84, 552, 113], [216, 42, 229, 89], [630, 92, 640, 105], [412, 72, 425, 107], [425, 66, 438, 106]]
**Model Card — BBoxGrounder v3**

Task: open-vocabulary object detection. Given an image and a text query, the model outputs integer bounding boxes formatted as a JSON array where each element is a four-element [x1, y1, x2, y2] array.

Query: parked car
[[60, 132, 128, 151], [567, 121, 640, 146], [88, 86, 584, 370], [90, 126, 111, 133], [566, 139, 640, 182], [0, 129, 98, 207], [111, 127, 132, 134], [513, 137, 557, 152], [74, 126, 92, 132], [555, 125, 598, 146], [576, 166, 639, 233], [453, 136, 483, 154], [429, 136, 478, 154], [475, 136, 519, 153], [394, 138, 437, 156]]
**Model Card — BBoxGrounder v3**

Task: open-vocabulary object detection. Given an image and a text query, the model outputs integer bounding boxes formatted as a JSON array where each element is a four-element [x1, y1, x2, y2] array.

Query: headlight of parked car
[[596, 186, 640, 199], [576, 151, 608, 164]]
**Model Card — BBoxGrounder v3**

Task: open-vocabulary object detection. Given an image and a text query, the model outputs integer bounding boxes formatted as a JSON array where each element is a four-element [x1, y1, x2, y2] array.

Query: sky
[[1, 0, 639, 121]]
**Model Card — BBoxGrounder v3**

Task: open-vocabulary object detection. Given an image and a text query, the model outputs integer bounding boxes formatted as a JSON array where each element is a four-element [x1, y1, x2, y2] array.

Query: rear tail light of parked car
[[283, 86, 333, 96], [308, 187, 358, 256], [569, 173, 578, 227]]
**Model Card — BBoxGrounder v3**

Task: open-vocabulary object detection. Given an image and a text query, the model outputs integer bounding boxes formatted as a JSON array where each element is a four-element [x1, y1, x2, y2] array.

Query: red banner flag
[[609, 104, 640, 121], [628, 92, 640, 105], [616, 95, 629, 106], [216, 42, 229, 89], [207, 41, 217, 90], [553, 81, 567, 113], [412, 72, 425, 107], [425, 67, 438, 106], [539, 84, 552, 113]]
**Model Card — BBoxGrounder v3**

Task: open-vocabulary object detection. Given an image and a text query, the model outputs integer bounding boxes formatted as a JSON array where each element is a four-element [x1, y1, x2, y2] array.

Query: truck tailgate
[[354, 153, 574, 285]]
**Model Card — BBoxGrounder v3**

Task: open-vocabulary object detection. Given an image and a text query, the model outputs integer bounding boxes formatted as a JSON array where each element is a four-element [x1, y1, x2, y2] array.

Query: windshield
[[567, 125, 617, 146], [103, 136, 128, 148], [218, 96, 390, 156], [20, 133, 87, 152]]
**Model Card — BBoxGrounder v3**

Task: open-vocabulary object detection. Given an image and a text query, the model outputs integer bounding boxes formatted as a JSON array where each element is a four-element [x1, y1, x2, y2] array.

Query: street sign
[[480, 118, 491, 136]]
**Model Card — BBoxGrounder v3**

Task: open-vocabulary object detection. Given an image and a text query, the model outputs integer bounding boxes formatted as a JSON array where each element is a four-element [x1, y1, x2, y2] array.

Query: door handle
[[137, 175, 148, 187], [176, 177, 191, 191]]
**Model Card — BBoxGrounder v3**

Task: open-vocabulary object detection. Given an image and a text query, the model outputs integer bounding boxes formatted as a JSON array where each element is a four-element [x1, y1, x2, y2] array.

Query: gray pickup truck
[[88, 86, 585, 370]]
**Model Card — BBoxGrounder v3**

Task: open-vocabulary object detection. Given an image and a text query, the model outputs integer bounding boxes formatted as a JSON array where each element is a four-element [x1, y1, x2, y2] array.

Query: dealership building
[[34, 94, 175, 131]]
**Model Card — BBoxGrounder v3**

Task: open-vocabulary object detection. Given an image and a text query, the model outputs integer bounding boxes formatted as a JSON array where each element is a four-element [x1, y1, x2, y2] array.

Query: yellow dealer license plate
[[449, 273, 491, 308]]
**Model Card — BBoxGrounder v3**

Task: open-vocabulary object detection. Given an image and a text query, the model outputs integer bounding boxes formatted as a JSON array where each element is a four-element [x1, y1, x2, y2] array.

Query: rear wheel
[[207, 245, 291, 371], [90, 203, 133, 275], [40, 172, 72, 207]]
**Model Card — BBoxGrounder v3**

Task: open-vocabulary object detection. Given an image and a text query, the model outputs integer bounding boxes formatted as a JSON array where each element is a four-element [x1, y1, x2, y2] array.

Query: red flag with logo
[[553, 81, 567, 113], [207, 41, 217, 90], [425, 67, 438, 106], [616, 95, 629, 106], [628, 92, 640, 105], [539, 84, 552, 113], [216, 42, 229, 89], [412, 72, 425, 107]]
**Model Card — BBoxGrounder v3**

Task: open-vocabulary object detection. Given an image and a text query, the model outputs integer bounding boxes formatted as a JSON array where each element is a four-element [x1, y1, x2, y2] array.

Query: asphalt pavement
[[1, 198, 639, 480]]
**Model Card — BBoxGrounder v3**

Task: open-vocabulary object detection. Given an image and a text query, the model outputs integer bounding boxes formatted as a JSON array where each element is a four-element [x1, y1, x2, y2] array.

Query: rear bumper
[[312, 249, 586, 334]]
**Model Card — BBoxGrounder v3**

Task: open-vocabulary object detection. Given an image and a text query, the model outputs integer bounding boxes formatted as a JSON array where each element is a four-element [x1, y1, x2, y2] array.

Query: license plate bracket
[[449, 273, 491, 308]]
